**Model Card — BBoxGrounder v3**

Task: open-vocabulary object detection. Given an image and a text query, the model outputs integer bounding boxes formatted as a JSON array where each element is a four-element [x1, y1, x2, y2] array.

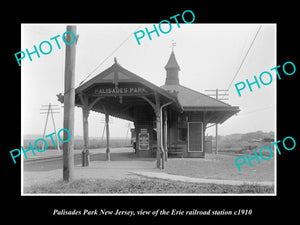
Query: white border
[[20, 23, 277, 197], [273, 23, 277, 196]]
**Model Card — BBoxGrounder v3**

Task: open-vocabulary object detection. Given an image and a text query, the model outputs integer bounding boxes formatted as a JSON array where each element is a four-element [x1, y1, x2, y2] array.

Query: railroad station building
[[71, 50, 240, 168]]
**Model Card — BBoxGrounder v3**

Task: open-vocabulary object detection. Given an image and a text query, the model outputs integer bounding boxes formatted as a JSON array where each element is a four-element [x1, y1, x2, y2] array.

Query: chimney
[[164, 50, 180, 85]]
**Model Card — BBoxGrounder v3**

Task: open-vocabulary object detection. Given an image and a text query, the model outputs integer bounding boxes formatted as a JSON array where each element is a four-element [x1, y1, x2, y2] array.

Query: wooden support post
[[82, 108, 90, 166], [105, 113, 111, 161], [156, 114, 161, 168], [79, 95, 102, 166], [160, 114, 165, 169], [164, 108, 168, 162], [63, 25, 77, 182], [154, 93, 161, 169]]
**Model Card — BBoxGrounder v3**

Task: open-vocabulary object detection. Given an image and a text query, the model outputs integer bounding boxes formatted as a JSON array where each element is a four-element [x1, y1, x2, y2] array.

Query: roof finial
[[172, 39, 176, 51], [114, 57, 118, 64]]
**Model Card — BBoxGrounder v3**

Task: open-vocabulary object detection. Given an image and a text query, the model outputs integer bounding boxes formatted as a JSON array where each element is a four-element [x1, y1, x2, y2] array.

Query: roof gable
[[75, 60, 182, 110]]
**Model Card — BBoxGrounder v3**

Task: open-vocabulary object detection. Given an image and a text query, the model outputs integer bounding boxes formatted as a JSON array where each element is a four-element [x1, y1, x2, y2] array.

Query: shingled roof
[[161, 84, 236, 109], [70, 50, 239, 124]]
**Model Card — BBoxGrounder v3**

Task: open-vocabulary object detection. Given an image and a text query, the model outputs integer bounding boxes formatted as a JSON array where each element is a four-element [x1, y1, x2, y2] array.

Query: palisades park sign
[[90, 84, 151, 96]]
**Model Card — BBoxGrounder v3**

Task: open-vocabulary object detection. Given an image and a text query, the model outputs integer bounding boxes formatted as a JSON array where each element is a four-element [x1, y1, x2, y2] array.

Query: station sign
[[91, 83, 151, 96], [139, 128, 149, 150]]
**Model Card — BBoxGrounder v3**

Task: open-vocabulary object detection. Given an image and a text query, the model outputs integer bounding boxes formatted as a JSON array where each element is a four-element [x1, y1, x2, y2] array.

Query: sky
[[21, 23, 276, 138]]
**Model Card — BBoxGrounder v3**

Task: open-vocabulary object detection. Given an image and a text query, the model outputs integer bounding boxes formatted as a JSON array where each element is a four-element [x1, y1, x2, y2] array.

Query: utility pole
[[40, 103, 60, 151], [63, 25, 77, 182], [205, 89, 229, 154]]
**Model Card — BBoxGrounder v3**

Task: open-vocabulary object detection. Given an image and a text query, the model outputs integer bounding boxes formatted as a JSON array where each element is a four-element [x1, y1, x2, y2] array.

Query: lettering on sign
[[93, 86, 149, 96]]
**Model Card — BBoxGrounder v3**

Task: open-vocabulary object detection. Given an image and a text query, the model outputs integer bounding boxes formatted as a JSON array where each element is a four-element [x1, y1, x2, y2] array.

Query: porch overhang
[[74, 59, 183, 120]]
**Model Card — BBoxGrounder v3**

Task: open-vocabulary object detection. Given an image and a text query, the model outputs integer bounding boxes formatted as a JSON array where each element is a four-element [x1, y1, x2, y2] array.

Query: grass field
[[165, 153, 274, 182], [23, 137, 131, 150], [218, 146, 274, 156], [24, 178, 274, 194]]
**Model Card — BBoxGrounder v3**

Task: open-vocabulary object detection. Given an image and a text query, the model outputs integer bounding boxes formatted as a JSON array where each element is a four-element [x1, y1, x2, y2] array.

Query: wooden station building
[[72, 51, 239, 168]]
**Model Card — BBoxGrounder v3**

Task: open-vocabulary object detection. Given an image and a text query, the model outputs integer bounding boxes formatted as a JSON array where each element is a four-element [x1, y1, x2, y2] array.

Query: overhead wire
[[78, 25, 142, 86], [62, 25, 142, 96], [239, 105, 274, 117], [225, 25, 262, 92]]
